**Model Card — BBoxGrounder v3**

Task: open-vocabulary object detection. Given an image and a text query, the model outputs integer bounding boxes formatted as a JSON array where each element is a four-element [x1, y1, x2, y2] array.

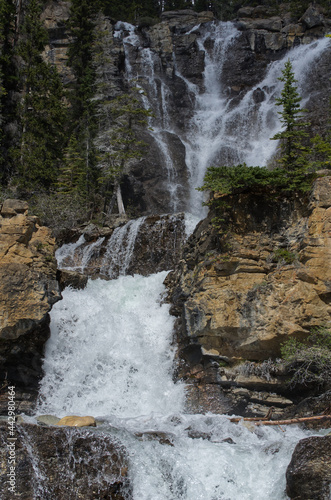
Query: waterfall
[[36, 269, 317, 499], [100, 217, 146, 278], [37, 272, 184, 418], [113, 21, 330, 219], [33, 20, 329, 500]]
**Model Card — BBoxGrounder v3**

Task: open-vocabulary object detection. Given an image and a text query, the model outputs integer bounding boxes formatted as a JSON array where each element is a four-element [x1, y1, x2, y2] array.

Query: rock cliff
[[166, 175, 331, 416], [0, 200, 61, 412]]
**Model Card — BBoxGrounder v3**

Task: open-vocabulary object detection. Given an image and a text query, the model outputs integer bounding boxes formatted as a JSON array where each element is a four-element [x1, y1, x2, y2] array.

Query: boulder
[[300, 5, 326, 29], [0, 422, 129, 500], [286, 435, 331, 500], [56, 415, 97, 427]]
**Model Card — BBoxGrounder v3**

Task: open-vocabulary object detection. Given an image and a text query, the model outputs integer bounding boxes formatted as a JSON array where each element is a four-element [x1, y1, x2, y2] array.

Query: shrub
[[272, 248, 297, 265], [280, 327, 331, 389]]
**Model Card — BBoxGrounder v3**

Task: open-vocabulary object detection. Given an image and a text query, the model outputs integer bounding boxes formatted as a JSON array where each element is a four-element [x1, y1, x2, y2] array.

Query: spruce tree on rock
[[271, 59, 310, 177]]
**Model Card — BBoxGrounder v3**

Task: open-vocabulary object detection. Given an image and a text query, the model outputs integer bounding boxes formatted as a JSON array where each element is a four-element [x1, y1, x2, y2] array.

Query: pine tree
[[309, 96, 331, 171], [95, 90, 153, 215], [271, 60, 310, 175], [15, 0, 67, 190], [66, 0, 100, 199], [0, 0, 16, 182]]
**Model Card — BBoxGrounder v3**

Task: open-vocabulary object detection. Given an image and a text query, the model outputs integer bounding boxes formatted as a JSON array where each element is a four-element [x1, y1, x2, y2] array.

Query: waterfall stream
[[36, 271, 318, 500], [34, 20, 330, 500], [114, 21, 330, 219]]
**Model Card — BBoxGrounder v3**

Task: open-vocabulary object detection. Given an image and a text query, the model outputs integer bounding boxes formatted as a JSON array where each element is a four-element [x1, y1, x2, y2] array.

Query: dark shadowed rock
[[0, 422, 130, 500], [57, 269, 88, 290], [286, 435, 331, 500]]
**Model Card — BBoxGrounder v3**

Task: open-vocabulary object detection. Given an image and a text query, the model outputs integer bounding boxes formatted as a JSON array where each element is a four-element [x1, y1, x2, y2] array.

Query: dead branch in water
[[229, 414, 331, 426]]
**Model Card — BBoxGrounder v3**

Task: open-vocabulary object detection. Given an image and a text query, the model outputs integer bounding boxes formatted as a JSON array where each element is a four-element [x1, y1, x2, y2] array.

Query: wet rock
[[37, 414, 61, 426], [0, 422, 129, 500], [58, 213, 187, 279], [286, 435, 331, 500], [135, 431, 175, 446], [57, 269, 88, 291]]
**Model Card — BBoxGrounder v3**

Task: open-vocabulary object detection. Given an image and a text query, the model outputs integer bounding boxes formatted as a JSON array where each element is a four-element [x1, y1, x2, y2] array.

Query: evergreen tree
[[271, 60, 310, 175], [163, 0, 193, 11], [15, 0, 67, 189], [95, 89, 153, 215], [102, 0, 160, 21], [0, 0, 16, 182], [309, 96, 331, 171], [66, 0, 100, 199]]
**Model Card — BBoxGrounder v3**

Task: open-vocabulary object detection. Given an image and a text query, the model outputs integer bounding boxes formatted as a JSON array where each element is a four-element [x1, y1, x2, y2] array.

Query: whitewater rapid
[[35, 272, 319, 500]]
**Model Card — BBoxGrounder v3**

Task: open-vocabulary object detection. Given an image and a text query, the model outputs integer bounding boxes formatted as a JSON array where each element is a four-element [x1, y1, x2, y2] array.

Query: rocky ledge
[[0, 200, 61, 413], [166, 175, 331, 416]]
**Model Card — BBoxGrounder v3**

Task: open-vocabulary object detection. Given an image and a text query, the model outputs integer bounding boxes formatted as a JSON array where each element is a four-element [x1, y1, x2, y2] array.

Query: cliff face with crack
[[166, 176, 331, 415], [0, 200, 61, 407]]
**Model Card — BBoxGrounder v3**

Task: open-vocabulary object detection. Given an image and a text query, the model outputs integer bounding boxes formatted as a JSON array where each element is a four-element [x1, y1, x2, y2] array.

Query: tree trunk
[[116, 182, 126, 216]]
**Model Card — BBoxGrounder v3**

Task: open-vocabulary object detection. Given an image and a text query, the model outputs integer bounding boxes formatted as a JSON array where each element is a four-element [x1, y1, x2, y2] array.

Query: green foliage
[[0, 0, 16, 181], [309, 134, 331, 170], [95, 87, 153, 211], [57, 136, 87, 195], [272, 248, 297, 265], [308, 96, 331, 171], [199, 163, 314, 199], [102, 0, 161, 22], [163, 0, 193, 11], [271, 60, 310, 174], [281, 327, 331, 388], [14, 0, 67, 190], [66, 0, 100, 199]]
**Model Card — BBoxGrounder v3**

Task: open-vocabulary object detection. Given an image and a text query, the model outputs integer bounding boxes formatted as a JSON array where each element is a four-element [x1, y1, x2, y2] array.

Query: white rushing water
[[37, 271, 318, 500]]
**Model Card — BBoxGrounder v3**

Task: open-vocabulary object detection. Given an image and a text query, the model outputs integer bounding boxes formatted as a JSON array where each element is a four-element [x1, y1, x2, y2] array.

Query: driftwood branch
[[229, 414, 331, 426], [255, 415, 331, 426]]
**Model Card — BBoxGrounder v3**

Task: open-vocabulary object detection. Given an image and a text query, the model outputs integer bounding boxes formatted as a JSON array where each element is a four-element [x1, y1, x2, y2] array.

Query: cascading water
[[36, 269, 319, 499], [34, 20, 330, 500], [100, 216, 146, 277], [114, 21, 330, 219]]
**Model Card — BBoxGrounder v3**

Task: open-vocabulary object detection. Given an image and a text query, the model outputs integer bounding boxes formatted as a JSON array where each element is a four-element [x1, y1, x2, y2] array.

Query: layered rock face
[[0, 200, 61, 408], [167, 176, 331, 415], [0, 422, 129, 500]]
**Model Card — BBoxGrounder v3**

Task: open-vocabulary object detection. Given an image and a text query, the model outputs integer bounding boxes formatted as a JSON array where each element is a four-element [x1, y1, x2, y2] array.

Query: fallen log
[[229, 415, 331, 426], [255, 415, 331, 426]]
